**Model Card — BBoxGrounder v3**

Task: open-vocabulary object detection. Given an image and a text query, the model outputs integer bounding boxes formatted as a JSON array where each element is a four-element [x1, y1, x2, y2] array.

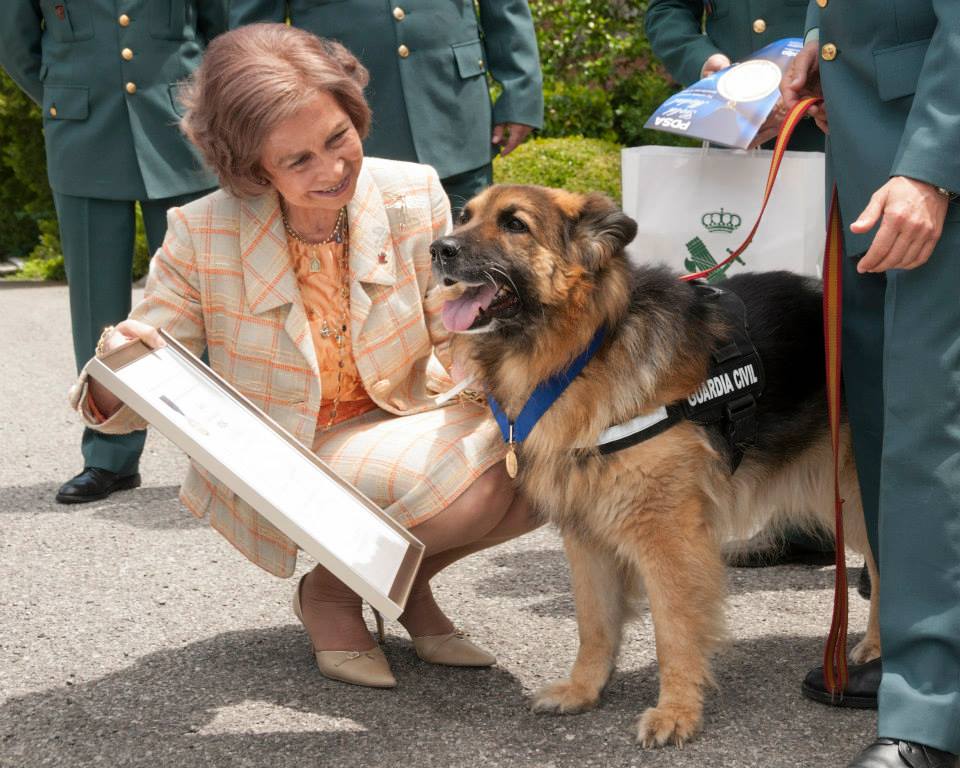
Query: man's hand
[[748, 99, 787, 148], [492, 123, 533, 156], [781, 40, 828, 133], [852, 177, 949, 273], [701, 53, 731, 79]]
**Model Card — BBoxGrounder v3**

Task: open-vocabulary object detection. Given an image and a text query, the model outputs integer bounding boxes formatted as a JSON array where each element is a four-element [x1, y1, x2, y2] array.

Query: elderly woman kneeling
[[73, 23, 537, 689]]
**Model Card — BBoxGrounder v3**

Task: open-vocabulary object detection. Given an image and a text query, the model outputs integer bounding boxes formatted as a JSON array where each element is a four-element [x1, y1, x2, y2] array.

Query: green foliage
[[0, 72, 52, 260], [531, 0, 697, 149], [132, 207, 151, 279], [16, 220, 66, 280], [0, 71, 150, 281], [493, 136, 621, 202]]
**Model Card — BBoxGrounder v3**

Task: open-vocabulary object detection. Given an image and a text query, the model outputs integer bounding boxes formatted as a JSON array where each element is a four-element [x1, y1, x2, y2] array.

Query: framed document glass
[[89, 331, 424, 618]]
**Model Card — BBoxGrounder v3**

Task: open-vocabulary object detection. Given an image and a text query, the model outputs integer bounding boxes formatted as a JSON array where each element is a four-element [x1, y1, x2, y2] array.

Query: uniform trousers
[[441, 163, 494, 215], [841, 218, 960, 753], [54, 189, 214, 475]]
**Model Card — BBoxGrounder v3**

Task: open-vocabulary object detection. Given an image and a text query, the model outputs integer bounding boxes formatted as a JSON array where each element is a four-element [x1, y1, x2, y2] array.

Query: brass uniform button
[[398, 44, 410, 58], [478, 59, 484, 68], [49, 106, 57, 117], [392, 6, 405, 20], [752, 18, 766, 34], [821, 43, 838, 61], [121, 47, 133, 60], [118, 13, 130, 26], [816, 0, 828, 7], [125, 81, 137, 94]]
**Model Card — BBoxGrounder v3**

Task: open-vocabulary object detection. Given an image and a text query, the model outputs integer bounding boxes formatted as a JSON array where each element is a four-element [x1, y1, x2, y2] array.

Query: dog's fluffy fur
[[431, 185, 880, 747]]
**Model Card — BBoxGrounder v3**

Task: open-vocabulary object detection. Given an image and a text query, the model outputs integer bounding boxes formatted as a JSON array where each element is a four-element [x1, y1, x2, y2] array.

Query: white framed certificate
[[88, 330, 424, 619]]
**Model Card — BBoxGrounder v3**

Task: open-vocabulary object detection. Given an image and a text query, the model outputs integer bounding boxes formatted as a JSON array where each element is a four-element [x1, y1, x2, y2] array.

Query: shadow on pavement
[[2, 628, 873, 768], [475, 548, 865, 621], [0, 482, 203, 530]]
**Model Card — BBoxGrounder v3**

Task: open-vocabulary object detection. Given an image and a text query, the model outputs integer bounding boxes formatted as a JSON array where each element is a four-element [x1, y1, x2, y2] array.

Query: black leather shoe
[[848, 738, 959, 768], [725, 530, 836, 567], [55, 468, 142, 504], [802, 656, 880, 709]]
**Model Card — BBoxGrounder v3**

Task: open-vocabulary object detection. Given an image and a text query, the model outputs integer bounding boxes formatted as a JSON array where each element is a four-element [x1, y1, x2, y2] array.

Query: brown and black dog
[[430, 185, 879, 747]]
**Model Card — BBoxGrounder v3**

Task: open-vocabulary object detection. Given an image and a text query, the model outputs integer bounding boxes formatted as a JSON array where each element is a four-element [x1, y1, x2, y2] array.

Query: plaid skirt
[[187, 399, 505, 577], [311, 400, 505, 529]]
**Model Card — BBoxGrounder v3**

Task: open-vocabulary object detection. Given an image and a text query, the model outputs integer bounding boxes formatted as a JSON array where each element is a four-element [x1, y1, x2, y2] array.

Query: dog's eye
[[504, 216, 529, 234], [458, 209, 471, 225]]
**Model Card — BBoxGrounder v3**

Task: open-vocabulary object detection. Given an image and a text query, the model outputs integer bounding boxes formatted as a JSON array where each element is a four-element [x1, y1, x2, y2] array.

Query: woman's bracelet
[[95, 325, 116, 358]]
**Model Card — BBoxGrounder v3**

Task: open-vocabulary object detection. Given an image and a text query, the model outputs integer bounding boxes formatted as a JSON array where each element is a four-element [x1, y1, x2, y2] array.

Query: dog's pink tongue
[[442, 284, 498, 332]]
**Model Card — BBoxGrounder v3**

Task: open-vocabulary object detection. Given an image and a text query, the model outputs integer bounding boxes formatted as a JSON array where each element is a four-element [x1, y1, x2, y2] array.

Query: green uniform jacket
[[230, 0, 544, 179], [0, 0, 226, 200], [806, 0, 960, 255], [645, 0, 823, 151]]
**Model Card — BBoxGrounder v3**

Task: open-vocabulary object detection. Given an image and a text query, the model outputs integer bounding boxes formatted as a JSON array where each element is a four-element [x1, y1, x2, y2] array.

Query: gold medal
[[505, 424, 518, 478], [505, 446, 518, 478]]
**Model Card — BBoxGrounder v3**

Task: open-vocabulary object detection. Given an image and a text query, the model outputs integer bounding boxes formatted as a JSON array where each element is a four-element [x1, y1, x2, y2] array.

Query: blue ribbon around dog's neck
[[487, 326, 606, 445]]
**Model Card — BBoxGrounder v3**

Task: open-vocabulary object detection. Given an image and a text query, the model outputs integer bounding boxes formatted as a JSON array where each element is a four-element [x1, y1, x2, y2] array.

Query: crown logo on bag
[[701, 208, 742, 233]]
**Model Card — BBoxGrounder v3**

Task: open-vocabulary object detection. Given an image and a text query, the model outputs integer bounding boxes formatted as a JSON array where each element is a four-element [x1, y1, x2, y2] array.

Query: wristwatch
[[935, 186, 958, 201]]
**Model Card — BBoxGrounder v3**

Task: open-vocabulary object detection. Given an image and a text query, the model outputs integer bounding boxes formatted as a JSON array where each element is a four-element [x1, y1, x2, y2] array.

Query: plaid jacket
[[72, 157, 455, 576]]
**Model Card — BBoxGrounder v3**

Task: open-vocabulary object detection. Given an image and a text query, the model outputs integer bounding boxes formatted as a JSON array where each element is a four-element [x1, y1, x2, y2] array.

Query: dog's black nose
[[430, 237, 461, 265]]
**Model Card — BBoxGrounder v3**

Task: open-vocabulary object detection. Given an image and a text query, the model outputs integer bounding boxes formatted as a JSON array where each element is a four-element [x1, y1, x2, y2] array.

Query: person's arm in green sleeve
[[197, 0, 230, 45], [0, 1, 43, 105], [229, 0, 287, 27], [890, 0, 960, 195], [644, 0, 721, 87], [477, 0, 544, 155]]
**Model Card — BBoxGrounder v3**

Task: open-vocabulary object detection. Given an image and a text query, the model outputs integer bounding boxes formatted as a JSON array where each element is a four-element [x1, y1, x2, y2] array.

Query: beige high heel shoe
[[411, 630, 497, 667], [292, 574, 396, 688]]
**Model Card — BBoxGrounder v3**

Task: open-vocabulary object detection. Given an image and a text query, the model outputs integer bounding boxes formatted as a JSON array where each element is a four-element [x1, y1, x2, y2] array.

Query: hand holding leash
[[782, 40, 828, 133]]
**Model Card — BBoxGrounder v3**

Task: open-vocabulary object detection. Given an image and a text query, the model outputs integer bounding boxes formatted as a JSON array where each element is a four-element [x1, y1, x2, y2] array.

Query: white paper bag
[[621, 145, 825, 281]]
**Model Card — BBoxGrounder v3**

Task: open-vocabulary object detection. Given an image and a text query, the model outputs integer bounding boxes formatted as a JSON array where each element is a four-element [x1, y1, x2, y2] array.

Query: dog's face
[[430, 185, 638, 336]]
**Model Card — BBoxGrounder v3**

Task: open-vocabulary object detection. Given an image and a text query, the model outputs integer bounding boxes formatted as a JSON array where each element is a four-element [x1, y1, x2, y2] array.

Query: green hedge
[[0, 71, 150, 281], [0, 74, 52, 264], [494, 136, 621, 203], [532, 0, 696, 149]]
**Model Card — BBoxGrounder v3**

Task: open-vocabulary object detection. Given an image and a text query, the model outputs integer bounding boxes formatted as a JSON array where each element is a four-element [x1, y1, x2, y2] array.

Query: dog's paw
[[530, 680, 600, 715], [635, 705, 701, 748], [850, 636, 881, 664]]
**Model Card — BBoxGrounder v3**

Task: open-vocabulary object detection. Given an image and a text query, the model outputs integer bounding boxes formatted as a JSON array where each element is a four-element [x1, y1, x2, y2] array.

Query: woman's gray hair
[[180, 23, 370, 198]]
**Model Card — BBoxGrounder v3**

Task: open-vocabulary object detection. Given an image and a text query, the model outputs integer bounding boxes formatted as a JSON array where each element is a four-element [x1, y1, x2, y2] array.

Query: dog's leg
[[531, 533, 625, 714], [838, 455, 882, 663], [628, 495, 726, 748], [851, 546, 881, 663]]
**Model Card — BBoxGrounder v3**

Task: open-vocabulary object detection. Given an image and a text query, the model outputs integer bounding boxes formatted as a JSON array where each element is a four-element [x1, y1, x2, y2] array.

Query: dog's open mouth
[[441, 278, 521, 332]]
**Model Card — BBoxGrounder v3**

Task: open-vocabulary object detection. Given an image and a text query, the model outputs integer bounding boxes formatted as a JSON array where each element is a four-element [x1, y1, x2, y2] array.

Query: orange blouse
[[288, 234, 378, 429]]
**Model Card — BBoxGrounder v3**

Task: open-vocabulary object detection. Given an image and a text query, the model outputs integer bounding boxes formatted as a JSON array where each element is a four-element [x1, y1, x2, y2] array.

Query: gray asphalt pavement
[[1, 284, 875, 768]]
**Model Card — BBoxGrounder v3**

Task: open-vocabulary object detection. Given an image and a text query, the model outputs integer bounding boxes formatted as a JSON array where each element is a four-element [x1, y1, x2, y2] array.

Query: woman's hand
[[88, 320, 166, 418], [99, 319, 166, 355]]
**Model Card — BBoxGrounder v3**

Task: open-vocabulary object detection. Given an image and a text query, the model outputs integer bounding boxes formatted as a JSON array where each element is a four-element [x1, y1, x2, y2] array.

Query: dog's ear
[[569, 193, 638, 270]]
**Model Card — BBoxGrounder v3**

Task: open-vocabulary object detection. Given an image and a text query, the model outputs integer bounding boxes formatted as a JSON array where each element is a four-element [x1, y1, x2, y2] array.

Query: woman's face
[[259, 91, 364, 214]]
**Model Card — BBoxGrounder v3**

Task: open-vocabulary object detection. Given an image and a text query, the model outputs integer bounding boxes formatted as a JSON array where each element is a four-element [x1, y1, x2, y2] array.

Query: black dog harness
[[597, 284, 765, 471]]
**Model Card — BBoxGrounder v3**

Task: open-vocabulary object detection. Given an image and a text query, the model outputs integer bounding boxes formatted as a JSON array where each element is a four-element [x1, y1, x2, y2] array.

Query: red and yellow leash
[[681, 97, 849, 696]]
